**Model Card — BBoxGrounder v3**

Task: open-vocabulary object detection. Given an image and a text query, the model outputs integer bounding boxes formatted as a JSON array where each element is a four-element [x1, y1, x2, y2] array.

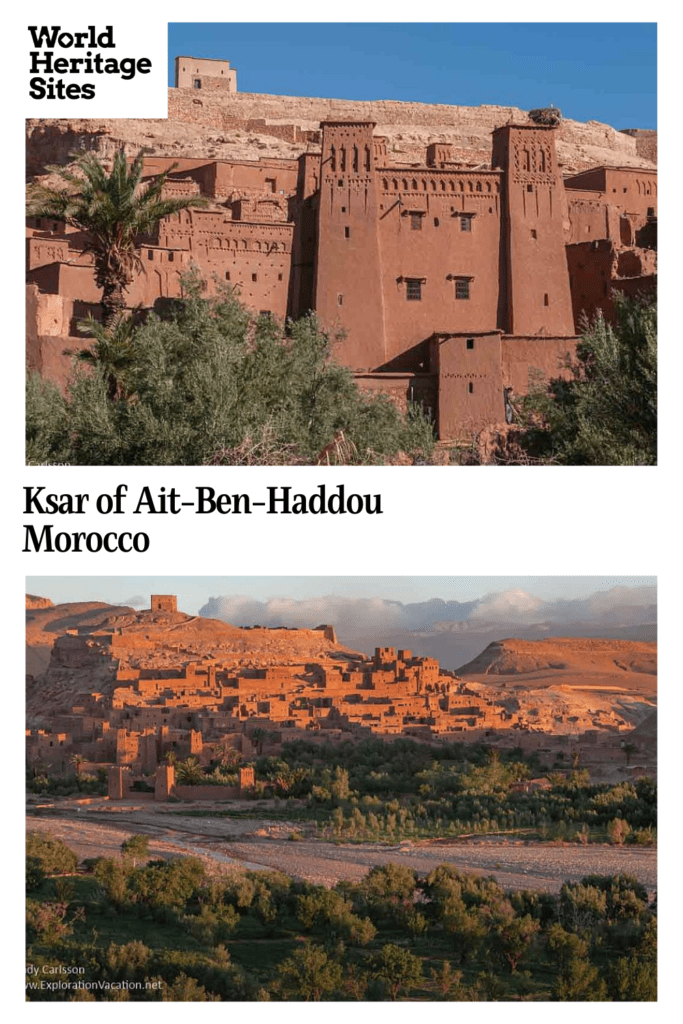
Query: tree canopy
[[26, 273, 435, 466], [27, 148, 207, 323], [520, 294, 656, 465]]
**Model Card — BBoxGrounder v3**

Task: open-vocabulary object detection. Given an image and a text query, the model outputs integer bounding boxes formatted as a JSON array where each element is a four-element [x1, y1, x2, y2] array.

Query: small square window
[[278, 273, 283, 281], [406, 279, 422, 301], [466, 338, 474, 350], [338, 179, 344, 187], [168, 251, 174, 262], [434, 217, 440, 227], [531, 229, 537, 239], [410, 213, 422, 230], [460, 215, 472, 232], [225, 271, 230, 280], [193, 79, 201, 89], [344, 226, 350, 238], [527, 184, 533, 193], [252, 273, 258, 282], [147, 250, 154, 260], [455, 278, 470, 300], [337, 294, 343, 306], [341, 206, 346, 213]]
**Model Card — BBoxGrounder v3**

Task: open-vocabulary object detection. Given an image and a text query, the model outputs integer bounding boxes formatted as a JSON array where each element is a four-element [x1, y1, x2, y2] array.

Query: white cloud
[[200, 585, 656, 636]]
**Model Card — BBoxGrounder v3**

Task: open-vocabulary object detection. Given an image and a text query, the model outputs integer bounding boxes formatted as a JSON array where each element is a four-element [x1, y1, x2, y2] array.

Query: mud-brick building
[[26, 116, 656, 439]]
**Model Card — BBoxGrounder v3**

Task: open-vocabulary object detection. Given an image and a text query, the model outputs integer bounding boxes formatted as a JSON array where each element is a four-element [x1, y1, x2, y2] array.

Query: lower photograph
[[25, 576, 657, 1001]]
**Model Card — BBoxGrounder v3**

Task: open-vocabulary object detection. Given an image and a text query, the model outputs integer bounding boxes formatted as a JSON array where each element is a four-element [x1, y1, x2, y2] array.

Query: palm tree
[[73, 311, 139, 401], [250, 727, 269, 756], [27, 148, 207, 324], [175, 756, 205, 785]]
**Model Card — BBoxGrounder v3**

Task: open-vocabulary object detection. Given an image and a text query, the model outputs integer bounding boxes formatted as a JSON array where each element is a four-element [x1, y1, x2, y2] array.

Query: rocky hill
[[456, 637, 657, 682], [26, 600, 358, 721], [26, 91, 656, 179], [454, 637, 657, 736]]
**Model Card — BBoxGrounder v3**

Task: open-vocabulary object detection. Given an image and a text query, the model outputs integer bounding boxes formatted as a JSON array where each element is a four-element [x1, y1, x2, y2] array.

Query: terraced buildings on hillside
[[26, 58, 657, 438], [26, 596, 653, 801]]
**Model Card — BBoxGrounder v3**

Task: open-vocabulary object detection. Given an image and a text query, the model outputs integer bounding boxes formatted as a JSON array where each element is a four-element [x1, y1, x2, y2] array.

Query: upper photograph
[[26, 23, 657, 466]]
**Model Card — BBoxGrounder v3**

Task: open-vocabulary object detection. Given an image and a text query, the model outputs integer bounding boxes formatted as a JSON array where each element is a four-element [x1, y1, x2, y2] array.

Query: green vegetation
[[26, 832, 656, 1001], [26, 272, 435, 466], [27, 149, 207, 325], [27, 765, 108, 798], [227, 738, 657, 846], [519, 295, 657, 465]]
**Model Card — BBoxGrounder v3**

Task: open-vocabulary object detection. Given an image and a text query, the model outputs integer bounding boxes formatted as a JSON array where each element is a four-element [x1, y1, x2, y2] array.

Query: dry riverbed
[[27, 800, 657, 898]]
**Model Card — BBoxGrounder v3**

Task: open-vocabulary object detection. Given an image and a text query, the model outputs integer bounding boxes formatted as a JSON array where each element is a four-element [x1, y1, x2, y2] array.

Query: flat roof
[[175, 56, 232, 65], [565, 165, 657, 175]]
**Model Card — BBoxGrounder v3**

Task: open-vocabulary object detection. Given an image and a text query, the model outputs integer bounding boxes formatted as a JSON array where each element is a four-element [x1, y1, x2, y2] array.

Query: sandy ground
[[27, 803, 657, 897]]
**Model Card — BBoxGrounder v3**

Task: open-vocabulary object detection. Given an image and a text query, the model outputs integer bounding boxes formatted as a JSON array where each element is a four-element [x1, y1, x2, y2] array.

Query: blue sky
[[168, 23, 656, 129], [27, 577, 656, 615]]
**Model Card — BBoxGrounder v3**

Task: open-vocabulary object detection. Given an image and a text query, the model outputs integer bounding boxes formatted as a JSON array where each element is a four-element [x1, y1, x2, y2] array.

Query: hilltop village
[[26, 596, 656, 801], [26, 58, 657, 438]]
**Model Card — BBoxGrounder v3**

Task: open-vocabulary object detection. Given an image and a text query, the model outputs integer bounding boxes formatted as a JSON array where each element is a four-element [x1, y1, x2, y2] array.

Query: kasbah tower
[[26, 55, 657, 439]]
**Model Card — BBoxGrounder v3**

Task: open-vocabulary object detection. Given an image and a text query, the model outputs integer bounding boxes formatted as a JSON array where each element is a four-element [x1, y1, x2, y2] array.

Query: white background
[[7, 3, 676, 1018]]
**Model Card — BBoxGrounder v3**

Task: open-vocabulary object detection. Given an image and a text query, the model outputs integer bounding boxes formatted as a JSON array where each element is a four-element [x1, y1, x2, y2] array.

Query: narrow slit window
[[468, 382, 474, 394]]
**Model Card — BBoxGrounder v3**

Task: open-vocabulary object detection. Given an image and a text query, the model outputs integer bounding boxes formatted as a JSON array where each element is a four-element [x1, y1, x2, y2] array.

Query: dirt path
[[27, 808, 657, 897]]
